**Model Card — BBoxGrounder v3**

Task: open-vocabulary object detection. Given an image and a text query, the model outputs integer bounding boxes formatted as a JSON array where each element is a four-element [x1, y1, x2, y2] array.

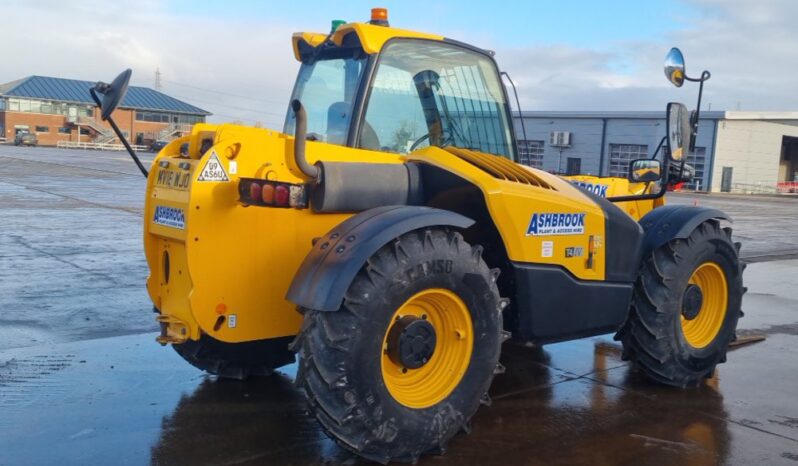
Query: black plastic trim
[[639, 205, 730, 257], [512, 262, 633, 343], [286, 206, 474, 311]]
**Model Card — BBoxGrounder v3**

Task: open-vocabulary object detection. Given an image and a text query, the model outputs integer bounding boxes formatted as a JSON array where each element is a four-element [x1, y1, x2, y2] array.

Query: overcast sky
[[1, 0, 795, 127]]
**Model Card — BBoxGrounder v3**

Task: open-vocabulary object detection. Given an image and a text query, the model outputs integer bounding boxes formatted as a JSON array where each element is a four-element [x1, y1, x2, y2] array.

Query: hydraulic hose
[[291, 99, 320, 181]]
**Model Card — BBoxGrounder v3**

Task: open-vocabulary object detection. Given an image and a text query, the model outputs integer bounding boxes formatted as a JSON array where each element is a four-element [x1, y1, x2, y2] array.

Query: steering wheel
[[409, 133, 430, 152]]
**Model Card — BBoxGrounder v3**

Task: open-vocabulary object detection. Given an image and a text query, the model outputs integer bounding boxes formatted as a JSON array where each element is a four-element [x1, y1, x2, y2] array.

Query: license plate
[[153, 206, 186, 230], [156, 169, 191, 190]]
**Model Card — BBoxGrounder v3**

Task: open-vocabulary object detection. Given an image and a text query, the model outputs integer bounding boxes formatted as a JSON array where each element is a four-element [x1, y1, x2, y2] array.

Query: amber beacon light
[[370, 7, 389, 26]]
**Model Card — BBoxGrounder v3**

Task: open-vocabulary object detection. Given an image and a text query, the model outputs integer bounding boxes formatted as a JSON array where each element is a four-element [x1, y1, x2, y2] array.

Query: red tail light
[[274, 185, 289, 206], [238, 178, 307, 209], [249, 182, 262, 201]]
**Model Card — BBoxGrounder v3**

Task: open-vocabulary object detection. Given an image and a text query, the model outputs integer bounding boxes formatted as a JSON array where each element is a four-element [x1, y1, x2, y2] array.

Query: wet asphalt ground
[[1, 145, 798, 465]]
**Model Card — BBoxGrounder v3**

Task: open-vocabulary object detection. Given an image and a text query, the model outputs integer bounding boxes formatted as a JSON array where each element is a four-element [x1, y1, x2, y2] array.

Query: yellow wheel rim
[[681, 262, 728, 349], [381, 288, 474, 409]]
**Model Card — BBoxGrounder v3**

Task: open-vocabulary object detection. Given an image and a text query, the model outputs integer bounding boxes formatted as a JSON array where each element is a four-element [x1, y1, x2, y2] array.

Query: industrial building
[[0, 76, 209, 147], [513, 111, 798, 193]]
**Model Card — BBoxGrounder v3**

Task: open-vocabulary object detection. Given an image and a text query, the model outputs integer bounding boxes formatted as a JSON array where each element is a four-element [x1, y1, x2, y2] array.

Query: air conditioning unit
[[550, 131, 572, 148]]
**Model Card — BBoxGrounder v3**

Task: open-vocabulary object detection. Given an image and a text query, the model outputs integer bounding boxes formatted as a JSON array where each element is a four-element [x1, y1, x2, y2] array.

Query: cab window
[[285, 54, 367, 145], [359, 40, 515, 158]]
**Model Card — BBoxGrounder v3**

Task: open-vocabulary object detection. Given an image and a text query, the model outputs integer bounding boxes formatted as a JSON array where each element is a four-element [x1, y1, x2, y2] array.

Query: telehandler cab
[[93, 9, 744, 463]]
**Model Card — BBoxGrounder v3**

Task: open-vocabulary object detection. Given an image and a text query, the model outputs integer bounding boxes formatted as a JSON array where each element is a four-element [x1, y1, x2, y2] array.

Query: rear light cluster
[[238, 178, 308, 209]]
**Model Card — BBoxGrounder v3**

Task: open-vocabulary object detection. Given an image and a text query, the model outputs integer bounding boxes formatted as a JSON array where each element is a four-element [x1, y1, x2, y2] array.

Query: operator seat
[[327, 101, 381, 150], [327, 102, 349, 145]]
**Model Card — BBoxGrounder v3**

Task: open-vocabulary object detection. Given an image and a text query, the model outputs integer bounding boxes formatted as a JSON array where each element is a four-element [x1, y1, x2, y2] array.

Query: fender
[[639, 205, 731, 257], [286, 205, 474, 312]]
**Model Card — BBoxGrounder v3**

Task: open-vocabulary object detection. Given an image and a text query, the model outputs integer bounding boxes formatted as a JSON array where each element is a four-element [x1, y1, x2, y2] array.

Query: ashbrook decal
[[526, 213, 586, 236], [153, 206, 186, 230], [572, 181, 609, 198]]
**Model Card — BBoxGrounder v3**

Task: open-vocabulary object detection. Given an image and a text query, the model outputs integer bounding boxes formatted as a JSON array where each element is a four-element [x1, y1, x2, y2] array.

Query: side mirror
[[93, 69, 132, 121], [666, 102, 692, 161], [664, 47, 686, 88], [629, 159, 662, 183]]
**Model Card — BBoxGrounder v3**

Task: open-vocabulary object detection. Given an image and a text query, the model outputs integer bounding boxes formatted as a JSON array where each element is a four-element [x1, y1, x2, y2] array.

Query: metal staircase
[[156, 123, 192, 141], [67, 115, 116, 143]]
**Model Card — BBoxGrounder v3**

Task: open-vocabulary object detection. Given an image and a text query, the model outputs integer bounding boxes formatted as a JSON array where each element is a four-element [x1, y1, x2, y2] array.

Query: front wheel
[[617, 220, 744, 387], [293, 228, 506, 463]]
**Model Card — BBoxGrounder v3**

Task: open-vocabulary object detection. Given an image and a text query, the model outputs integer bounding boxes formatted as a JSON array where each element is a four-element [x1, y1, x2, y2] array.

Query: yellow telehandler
[[91, 9, 743, 463]]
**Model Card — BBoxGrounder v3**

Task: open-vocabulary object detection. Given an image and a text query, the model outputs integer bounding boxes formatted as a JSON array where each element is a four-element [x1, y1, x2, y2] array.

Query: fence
[[726, 182, 798, 195], [56, 141, 148, 152]]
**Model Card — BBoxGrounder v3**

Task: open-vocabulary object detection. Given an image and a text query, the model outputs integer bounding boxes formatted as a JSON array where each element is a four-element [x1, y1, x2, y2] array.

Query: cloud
[[1, 0, 796, 126], [498, 0, 798, 112], [1, 0, 299, 127]]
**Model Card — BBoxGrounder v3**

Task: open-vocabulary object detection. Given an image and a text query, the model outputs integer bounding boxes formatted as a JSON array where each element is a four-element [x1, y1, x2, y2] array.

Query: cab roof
[[291, 22, 444, 61]]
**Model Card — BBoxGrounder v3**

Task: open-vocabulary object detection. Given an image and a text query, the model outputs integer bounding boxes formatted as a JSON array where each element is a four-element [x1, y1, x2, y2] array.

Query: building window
[[35, 126, 49, 133], [79, 128, 91, 135], [517, 140, 545, 168], [608, 144, 648, 177], [176, 114, 204, 125], [136, 111, 204, 125], [58, 127, 71, 134], [0, 99, 5, 111], [8, 99, 19, 111], [136, 111, 169, 122]]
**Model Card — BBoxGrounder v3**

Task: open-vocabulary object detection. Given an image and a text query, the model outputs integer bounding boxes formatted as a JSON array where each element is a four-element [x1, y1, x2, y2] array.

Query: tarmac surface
[[2, 145, 798, 465]]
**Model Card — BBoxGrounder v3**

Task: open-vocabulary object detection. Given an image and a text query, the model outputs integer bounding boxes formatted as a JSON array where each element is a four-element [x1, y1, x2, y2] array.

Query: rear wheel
[[292, 228, 506, 463], [617, 220, 744, 387], [172, 333, 295, 380]]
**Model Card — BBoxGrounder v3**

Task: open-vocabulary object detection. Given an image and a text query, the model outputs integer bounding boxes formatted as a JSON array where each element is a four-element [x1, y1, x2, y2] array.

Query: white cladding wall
[[712, 120, 798, 191]]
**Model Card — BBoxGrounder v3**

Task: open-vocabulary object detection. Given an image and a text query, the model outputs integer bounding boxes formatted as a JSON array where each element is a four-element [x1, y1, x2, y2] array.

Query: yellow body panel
[[408, 148, 608, 281], [566, 175, 665, 220], [145, 125, 402, 343], [292, 23, 444, 60]]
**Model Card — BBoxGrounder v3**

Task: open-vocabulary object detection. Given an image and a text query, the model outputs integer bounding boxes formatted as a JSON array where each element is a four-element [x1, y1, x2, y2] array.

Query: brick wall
[[1, 107, 195, 146]]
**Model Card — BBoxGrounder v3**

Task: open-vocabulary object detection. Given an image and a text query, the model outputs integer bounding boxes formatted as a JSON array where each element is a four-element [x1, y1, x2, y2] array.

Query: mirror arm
[[90, 88, 149, 178], [650, 135, 667, 161], [685, 70, 710, 152], [607, 136, 669, 203]]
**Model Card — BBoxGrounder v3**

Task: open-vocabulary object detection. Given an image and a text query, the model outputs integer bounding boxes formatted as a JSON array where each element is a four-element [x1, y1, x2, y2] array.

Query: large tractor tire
[[173, 334, 295, 380], [292, 228, 507, 464], [617, 220, 744, 387]]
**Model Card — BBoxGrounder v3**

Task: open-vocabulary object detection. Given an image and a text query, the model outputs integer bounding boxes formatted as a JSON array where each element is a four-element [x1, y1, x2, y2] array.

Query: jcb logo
[[404, 260, 453, 281]]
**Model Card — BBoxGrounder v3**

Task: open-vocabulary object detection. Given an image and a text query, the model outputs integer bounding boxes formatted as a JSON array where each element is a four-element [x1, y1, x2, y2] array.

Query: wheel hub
[[386, 315, 437, 369], [682, 283, 704, 321]]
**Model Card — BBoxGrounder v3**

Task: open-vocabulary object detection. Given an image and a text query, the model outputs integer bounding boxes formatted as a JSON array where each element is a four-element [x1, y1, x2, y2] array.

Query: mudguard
[[286, 205, 474, 312], [639, 205, 731, 257]]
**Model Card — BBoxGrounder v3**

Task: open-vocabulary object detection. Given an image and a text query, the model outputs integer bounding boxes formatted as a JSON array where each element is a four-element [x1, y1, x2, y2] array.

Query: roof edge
[[516, 110, 728, 120]]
